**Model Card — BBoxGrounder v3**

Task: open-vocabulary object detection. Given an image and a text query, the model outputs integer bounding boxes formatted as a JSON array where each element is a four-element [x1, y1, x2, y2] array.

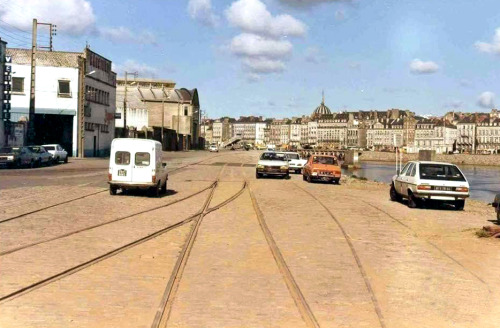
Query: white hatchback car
[[42, 144, 68, 163], [390, 161, 470, 210], [208, 145, 219, 152]]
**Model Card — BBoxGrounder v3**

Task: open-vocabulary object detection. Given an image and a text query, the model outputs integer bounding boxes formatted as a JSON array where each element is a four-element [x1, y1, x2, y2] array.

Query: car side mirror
[[162, 163, 167, 168]]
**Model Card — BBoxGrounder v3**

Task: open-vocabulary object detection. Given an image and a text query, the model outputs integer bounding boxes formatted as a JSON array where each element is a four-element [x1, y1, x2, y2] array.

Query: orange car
[[302, 155, 341, 184]]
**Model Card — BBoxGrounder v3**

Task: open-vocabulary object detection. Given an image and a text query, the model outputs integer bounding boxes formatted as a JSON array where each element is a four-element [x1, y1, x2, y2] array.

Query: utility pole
[[161, 85, 166, 148], [122, 71, 137, 138], [27, 19, 37, 145], [77, 55, 86, 158]]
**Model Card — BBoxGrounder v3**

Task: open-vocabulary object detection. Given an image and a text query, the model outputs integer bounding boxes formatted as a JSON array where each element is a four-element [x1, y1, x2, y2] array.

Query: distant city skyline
[[1, 0, 499, 118]]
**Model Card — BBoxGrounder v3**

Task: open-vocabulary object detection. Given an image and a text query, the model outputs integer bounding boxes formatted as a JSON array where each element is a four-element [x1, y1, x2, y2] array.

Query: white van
[[108, 138, 168, 197]]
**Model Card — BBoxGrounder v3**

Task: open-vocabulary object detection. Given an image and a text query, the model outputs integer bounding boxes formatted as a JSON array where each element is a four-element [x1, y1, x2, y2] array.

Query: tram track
[[356, 198, 490, 290], [292, 183, 387, 328], [248, 184, 320, 328], [151, 179, 247, 328], [0, 153, 230, 225], [0, 175, 248, 305], [0, 182, 216, 257]]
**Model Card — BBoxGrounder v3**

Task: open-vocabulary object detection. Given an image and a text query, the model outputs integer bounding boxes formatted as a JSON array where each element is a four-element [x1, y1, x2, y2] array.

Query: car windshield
[[44, 146, 55, 151], [28, 147, 42, 153], [287, 153, 300, 160], [312, 156, 337, 165], [260, 152, 287, 161], [419, 164, 466, 181]]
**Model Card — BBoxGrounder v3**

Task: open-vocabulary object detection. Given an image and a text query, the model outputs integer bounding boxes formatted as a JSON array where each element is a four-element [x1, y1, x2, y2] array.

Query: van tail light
[[456, 187, 469, 192], [108, 173, 112, 181], [417, 185, 431, 190], [152, 175, 156, 183]]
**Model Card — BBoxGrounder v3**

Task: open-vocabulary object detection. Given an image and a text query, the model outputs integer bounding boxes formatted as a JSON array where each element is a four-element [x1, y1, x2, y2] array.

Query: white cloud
[[116, 60, 158, 78], [188, 0, 219, 27], [475, 28, 500, 55], [278, 0, 351, 7], [242, 57, 286, 73], [477, 91, 495, 108], [225, 0, 307, 80], [409, 59, 439, 74], [231, 33, 292, 58], [225, 0, 306, 38], [0, 0, 96, 36], [99, 27, 157, 45]]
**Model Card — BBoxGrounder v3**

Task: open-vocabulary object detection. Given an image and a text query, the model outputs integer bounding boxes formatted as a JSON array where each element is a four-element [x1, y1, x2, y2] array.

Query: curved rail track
[[151, 180, 247, 328], [293, 183, 387, 328], [0, 182, 216, 256], [248, 184, 320, 328], [0, 178, 248, 305], [0, 152, 233, 225], [356, 198, 490, 290]]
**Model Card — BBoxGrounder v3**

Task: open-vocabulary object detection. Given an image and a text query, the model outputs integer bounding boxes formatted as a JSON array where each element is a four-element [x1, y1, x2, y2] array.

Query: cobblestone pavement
[[0, 150, 499, 327]]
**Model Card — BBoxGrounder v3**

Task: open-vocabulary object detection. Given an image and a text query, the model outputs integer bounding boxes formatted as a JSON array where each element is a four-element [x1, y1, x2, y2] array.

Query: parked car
[[285, 152, 307, 174], [209, 144, 219, 152], [256, 151, 289, 179], [302, 155, 341, 184], [42, 144, 68, 164], [108, 138, 168, 197], [28, 146, 53, 167], [390, 161, 470, 210], [0, 146, 36, 168], [492, 194, 500, 222]]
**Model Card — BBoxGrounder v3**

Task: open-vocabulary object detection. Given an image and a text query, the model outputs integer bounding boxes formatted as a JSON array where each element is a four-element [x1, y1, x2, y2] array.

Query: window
[[100, 124, 109, 133], [115, 151, 131, 165], [400, 163, 411, 175], [12, 77, 24, 93], [184, 106, 188, 116], [58, 80, 71, 97], [419, 164, 466, 181], [135, 152, 150, 166]]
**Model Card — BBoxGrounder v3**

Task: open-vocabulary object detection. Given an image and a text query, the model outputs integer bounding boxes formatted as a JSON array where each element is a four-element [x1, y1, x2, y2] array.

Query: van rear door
[[133, 151, 153, 183], [112, 150, 133, 182]]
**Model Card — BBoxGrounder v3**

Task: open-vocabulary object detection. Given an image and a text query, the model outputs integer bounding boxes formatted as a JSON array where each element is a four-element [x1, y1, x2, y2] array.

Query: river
[[343, 162, 500, 203]]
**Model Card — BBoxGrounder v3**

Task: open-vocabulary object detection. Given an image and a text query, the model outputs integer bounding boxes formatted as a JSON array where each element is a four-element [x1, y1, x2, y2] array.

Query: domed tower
[[311, 91, 331, 120]]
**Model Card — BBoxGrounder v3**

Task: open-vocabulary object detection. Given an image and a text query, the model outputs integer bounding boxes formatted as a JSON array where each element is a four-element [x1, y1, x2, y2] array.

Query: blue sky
[[1, 0, 499, 118]]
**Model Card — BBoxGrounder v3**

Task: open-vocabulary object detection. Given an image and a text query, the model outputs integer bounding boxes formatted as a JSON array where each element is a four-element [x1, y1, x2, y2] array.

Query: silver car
[[0, 146, 37, 168]]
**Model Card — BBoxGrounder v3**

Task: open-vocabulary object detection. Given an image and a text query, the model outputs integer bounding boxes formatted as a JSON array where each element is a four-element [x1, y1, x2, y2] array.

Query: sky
[[1, 0, 499, 119]]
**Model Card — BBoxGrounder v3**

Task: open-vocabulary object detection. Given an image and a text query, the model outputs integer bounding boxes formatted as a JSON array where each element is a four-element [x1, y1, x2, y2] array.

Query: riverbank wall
[[359, 151, 500, 166]]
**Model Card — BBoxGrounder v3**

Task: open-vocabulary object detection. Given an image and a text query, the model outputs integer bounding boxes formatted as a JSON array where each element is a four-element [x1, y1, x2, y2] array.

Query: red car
[[302, 155, 341, 184]]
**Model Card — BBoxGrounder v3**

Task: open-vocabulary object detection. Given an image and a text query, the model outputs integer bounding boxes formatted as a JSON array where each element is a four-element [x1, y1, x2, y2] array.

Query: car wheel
[[454, 199, 465, 211], [407, 192, 419, 209], [307, 174, 312, 183], [64, 156, 68, 163], [161, 180, 167, 194], [150, 181, 161, 198], [16, 159, 22, 168], [302, 174, 306, 181], [390, 184, 401, 202], [284, 173, 290, 179], [334, 179, 340, 185], [109, 186, 117, 195], [256, 172, 261, 179], [37, 159, 42, 167], [29, 160, 35, 169]]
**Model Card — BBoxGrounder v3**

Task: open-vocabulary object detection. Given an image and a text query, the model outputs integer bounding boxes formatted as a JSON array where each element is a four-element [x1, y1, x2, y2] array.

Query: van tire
[[150, 182, 161, 198], [161, 180, 167, 194], [64, 156, 68, 163], [109, 186, 117, 195]]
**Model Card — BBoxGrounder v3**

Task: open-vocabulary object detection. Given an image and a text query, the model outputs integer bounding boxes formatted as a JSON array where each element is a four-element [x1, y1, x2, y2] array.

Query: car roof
[[409, 161, 456, 165]]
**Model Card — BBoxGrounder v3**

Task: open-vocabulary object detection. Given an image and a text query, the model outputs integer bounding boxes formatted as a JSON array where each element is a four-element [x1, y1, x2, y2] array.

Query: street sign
[[114, 113, 121, 119], [5, 56, 11, 63]]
